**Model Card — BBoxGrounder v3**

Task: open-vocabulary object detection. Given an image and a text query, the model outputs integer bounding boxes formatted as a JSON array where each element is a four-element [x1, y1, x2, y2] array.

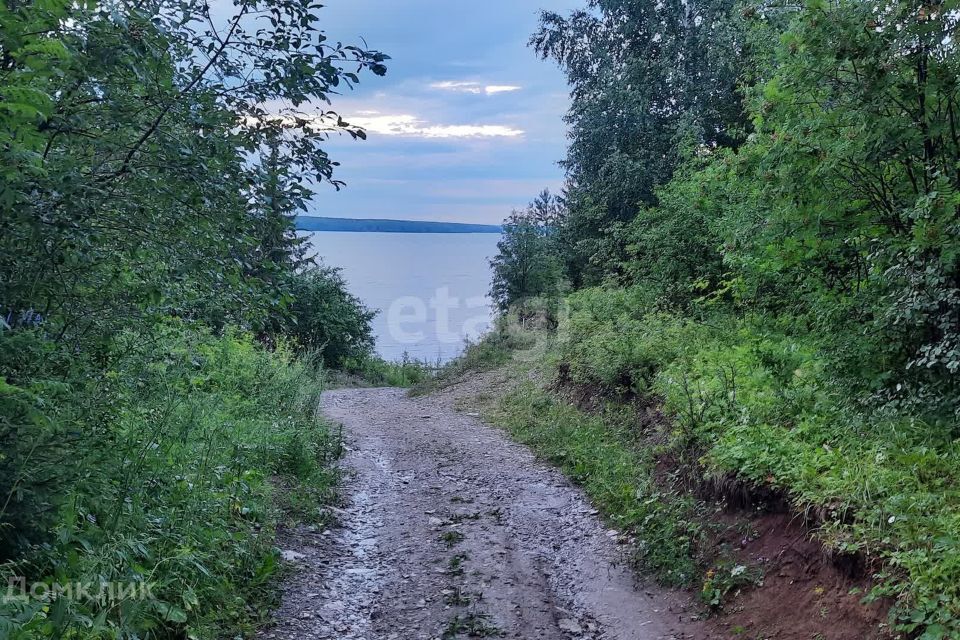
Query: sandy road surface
[[259, 387, 708, 640]]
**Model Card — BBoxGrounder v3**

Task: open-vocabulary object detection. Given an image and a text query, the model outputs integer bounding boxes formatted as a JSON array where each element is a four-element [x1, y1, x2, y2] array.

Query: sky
[[304, 0, 582, 225]]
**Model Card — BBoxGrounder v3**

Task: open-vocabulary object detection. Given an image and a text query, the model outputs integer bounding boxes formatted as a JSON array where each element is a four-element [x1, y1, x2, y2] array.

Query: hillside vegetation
[[0, 0, 392, 637], [487, 1, 960, 638]]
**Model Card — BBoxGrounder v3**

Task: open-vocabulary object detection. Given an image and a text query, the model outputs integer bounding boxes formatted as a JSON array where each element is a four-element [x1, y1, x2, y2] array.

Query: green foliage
[[0, 1, 386, 635], [342, 353, 435, 388], [517, 2, 960, 631], [532, 0, 748, 285], [490, 190, 567, 311], [622, 154, 729, 309], [0, 325, 337, 639], [283, 266, 376, 367], [552, 287, 960, 635], [700, 562, 761, 611], [410, 322, 535, 396], [0, 0, 387, 349], [453, 327, 532, 373], [715, 0, 960, 411], [534, 0, 960, 412]]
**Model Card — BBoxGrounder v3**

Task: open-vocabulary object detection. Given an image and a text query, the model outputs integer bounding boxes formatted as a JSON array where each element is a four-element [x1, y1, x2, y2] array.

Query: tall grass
[[0, 323, 338, 639], [342, 353, 436, 387]]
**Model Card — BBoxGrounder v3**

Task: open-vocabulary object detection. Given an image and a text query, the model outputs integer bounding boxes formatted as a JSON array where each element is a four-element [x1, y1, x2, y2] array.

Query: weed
[[448, 553, 469, 577], [700, 562, 762, 611], [412, 324, 530, 395], [335, 353, 436, 388], [440, 530, 466, 548], [442, 612, 504, 638]]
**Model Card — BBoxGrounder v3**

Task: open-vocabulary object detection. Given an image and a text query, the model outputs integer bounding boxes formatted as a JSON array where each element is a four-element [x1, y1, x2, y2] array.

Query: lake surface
[[302, 232, 501, 362]]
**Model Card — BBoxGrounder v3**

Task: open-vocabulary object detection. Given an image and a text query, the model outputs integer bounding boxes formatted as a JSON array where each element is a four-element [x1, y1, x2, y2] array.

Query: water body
[[302, 231, 501, 362]]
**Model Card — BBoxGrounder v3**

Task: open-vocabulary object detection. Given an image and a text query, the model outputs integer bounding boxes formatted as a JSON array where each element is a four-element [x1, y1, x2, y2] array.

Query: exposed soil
[[259, 386, 709, 640], [709, 512, 892, 640]]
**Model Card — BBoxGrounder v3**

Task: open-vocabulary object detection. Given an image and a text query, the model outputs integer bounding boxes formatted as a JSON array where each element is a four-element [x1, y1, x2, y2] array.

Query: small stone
[[558, 618, 583, 634]]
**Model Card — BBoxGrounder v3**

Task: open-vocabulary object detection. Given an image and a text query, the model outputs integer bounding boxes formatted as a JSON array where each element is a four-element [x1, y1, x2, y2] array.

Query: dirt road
[[259, 387, 708, 640]]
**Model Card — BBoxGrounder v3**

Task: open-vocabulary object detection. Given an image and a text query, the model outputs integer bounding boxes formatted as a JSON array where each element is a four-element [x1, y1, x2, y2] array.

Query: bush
[[0, 323, 338, 639], [282, 266, 376, 367]]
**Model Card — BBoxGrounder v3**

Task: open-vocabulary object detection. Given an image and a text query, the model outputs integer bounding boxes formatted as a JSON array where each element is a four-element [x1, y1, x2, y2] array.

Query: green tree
[[283, 266, 376, 367], [0, 0, 388, 346], [490, 191, 566, 311], [0, 2, 388, 633], [533, 0, 748, 285], [622, 150, 727, 309], [719, 0, 960, 408]]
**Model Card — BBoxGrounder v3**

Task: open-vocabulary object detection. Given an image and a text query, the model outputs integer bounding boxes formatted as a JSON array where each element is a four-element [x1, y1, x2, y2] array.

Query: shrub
[[0, 323, 337, 639], [282, 266, 376, 368], [551, 287, 960, 635]]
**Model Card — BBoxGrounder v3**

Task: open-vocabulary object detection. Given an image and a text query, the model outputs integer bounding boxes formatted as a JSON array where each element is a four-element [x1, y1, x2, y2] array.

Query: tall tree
[[490, 191, 566, 311], [716, 0, 960, 406], [533, 0, 748, 285], [0, 0, 387, 344]]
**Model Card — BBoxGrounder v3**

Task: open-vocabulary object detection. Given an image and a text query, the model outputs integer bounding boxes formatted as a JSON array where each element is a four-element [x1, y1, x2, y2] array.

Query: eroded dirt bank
[[259, 387, 708, 640]]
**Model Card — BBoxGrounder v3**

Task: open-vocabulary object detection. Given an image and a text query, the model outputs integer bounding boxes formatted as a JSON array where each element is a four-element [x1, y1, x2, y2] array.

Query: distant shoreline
[[296, 216, 502, 234]]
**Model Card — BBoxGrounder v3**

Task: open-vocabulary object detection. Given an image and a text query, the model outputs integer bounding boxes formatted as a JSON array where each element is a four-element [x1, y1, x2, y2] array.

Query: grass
[[0, 325, 340, 639], [411, 324, 534, 395], [335, 353, 437, 388], [442, 612, 503, 639], [490, 382, 706, 586], [440, 530, 466, 548], [447, 553, 469, 577]]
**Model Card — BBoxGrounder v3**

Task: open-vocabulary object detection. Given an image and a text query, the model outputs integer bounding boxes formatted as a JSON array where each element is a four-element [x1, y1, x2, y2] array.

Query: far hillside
[[296, 216, 502, 234]]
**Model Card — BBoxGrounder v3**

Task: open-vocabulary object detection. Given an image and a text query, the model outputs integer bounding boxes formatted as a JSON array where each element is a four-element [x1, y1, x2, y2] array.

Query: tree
[[490, 191, 566, 311], [283, 266, 376, 367], [0, 0, 388, 346], [717, 0, 960, 407], [0, 0, 388, 600], [533, 0, 749, 285]]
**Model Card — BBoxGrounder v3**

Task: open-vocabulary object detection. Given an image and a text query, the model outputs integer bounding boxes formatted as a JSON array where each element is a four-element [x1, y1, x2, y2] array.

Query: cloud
[[346, 112, 524, 139], [245, 108, 524, 140], [484, 85, 522, 95], [431, 81, 483, 94], [430, 81, 522, 96]]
